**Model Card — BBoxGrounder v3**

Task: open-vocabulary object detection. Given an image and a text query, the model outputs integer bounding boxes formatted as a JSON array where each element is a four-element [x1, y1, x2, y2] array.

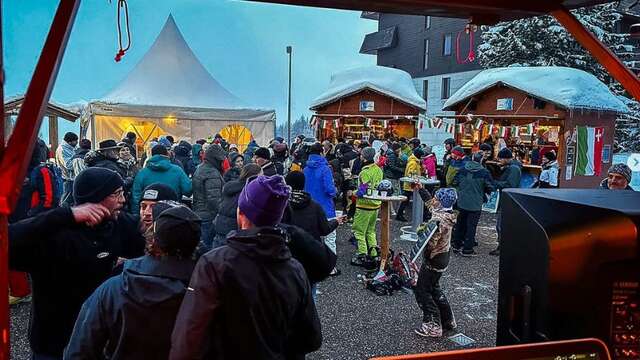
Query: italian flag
[[474, 118, 484, 129], [575, 126, 604, 176], [525, 123, 535, 135], [499, 126, 509, 137], [434, 117, 442, 128], [334, 119, 340, 128], [457, 124, 465, 134], [511, 126, 520, 137], [366, 118, 373, 128], [444, 123, 454, 134], [487, 123, 495, 134], [383, 120, 389, 128]]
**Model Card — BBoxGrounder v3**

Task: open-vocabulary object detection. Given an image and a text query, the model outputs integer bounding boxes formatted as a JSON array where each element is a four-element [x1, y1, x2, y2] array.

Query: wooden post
[[49, 115, 58, 152], [379, 200, 390, 271]]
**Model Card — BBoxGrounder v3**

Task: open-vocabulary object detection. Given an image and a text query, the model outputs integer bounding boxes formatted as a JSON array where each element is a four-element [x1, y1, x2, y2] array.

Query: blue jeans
[[61, 180, 74, 206], [200, 220, 214, 249]]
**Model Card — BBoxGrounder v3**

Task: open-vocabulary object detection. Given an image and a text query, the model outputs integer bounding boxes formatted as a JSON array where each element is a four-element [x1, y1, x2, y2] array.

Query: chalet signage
[[496, 98, 513, 111], [360, 100, 375, 112]]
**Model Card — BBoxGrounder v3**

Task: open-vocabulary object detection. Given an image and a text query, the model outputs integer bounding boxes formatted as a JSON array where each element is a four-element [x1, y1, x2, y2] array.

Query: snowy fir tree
[[276, 115, 314, 141], [478, 3, 640, 152]]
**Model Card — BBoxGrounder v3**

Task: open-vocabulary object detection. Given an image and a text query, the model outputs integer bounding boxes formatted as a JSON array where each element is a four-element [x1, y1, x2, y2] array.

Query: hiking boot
[[414, 321, 443, 338], [451, 246, 462, 254], [395, 215, 408, 222], [350, 254, 367, 267], [489, 247, 500, 256], [461, 249, 477, 257]]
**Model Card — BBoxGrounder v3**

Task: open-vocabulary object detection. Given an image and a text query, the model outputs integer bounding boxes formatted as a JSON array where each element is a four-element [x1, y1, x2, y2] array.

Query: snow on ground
[[443, 66, 630, 113], [310, 66, 427, 110]]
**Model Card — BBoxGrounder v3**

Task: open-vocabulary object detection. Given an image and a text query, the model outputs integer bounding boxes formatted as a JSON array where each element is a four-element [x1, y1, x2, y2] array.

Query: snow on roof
[[102, 15, 245, 109], [310, 66, 426, 110], [443, 66, 629, 113]]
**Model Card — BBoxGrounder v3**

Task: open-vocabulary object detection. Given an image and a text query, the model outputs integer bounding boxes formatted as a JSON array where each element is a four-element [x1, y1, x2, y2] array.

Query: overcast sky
[[3, 0, 376, 140]]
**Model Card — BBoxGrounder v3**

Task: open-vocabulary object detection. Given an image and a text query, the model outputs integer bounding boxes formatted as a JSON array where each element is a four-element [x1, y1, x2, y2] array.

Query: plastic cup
[[380, 191, 388, 197]]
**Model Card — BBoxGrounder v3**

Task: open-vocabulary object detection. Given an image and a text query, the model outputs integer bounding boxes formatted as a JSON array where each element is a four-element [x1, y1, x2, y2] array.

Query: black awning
[[359, 26, 397, 55]]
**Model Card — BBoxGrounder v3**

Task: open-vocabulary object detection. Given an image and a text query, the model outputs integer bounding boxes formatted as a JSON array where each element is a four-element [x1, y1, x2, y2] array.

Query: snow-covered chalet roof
[[443, 66, 629, 113], [102, 15, 245, 109], [310, 65, 426, 111]]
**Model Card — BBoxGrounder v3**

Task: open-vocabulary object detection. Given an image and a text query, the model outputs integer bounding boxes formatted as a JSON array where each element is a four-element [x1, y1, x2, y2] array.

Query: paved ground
[[10, 212, 499, 360]]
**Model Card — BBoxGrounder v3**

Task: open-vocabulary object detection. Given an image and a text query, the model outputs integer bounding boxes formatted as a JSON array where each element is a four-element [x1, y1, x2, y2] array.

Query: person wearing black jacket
[[9, 168, 145, 359], [208, 163, 263, 252], [283, 171, 342, 282], [253, 147, 279, 176], [171, 175, 322, 360], [65, 203, 200, 360]]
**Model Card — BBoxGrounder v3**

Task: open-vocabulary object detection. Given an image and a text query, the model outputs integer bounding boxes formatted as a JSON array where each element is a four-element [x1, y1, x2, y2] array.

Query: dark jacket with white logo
[[64, 255, 195, 359], [9, 207, 145, 357]]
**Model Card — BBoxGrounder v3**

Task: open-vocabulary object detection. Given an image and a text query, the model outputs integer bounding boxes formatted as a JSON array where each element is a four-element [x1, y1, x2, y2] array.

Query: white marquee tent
[[81, 15, 275, 152]]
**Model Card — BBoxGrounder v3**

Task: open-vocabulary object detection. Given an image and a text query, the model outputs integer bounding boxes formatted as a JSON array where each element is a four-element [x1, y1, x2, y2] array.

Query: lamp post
[[286, 45, 292, 146]]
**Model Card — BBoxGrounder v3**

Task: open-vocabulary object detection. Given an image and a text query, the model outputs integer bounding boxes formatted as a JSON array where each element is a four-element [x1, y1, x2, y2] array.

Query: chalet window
[[533, 98, 547, 109], [441, 77, 451, 99], [443, 34, 452, 56], [423, 39, 430, 70], [423, 80, 429, 104], [425, 16, 431, 29]]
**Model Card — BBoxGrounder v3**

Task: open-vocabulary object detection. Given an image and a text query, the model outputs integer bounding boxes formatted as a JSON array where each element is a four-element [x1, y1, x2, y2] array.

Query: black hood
[[226, 227, 292, 263], [120, 256, 195, 306], [222, 180, 245, 197], [289, 190, 311, 210]]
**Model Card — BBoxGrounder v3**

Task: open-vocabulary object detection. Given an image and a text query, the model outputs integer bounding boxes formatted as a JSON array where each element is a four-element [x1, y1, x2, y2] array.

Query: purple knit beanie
[[238, 175, 291, 227]]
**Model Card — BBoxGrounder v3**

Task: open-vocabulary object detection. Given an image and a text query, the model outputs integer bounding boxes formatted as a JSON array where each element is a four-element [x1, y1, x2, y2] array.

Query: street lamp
[[286, 45, 292, 146]]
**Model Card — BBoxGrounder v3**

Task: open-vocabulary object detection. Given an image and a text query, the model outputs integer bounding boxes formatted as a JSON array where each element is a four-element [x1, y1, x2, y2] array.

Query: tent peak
[[102, 15, 245, 109]]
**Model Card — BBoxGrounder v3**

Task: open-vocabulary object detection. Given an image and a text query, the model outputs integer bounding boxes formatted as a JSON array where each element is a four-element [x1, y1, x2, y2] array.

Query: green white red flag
[[444, 123, 454, 134], [457, 124, 465, 134], [366, 118, 373, 128], [474, 118, 483, 129], [575, 126, 604, 176], [499, 126, 509, 137]]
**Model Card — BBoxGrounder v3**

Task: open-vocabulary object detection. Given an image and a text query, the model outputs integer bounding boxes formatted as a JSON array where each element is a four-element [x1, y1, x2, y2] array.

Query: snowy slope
[[102, 15, 245, 109], [443, 66, 629, 113], [310, 66, 426, 110]]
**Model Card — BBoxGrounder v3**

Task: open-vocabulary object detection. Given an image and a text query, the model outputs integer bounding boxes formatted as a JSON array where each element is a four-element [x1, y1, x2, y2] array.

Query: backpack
[[30, 162, 63, 206]]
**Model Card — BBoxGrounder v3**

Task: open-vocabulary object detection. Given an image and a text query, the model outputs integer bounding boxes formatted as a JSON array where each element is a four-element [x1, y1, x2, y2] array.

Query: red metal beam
[[0, 0, 81, 358], [551, 6, 640, 102]]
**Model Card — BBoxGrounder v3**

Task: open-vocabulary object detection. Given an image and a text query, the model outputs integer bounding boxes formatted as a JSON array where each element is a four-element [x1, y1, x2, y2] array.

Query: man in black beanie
[[252, 147, 278, 176], [139, 182, 179, 232], [9, 167, 145, 359], [66, 203, 200, 359]]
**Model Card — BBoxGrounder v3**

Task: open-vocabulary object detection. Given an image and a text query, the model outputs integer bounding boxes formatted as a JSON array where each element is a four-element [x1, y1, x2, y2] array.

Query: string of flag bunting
[[420, 114, 539, 137], [310, 115, 416, 130]]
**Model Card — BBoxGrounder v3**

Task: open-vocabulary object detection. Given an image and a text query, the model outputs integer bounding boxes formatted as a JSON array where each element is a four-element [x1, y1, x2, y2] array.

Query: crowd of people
[[5, 130, 635, 359]]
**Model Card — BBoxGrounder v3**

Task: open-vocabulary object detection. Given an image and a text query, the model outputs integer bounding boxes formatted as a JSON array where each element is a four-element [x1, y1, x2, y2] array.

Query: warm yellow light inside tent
[[219, 123, 253, 153], [163, 115, 177, 126]]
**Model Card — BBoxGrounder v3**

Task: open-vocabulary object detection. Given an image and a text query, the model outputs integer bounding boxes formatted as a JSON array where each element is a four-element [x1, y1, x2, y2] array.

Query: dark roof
[[4, 95, 80, 122], [360, 26, 397, 55], [361, 11, 380, 20], [249, 0, 616, 24]]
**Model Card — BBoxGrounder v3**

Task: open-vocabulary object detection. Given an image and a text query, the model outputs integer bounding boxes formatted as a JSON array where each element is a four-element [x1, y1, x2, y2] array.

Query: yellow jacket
[[403, 154, 422, 191]]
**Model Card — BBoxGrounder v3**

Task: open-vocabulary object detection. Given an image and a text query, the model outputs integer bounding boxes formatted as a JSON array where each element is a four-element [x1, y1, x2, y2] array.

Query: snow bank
[[310, 65, 426, 110], [444, 66, 629, 113]]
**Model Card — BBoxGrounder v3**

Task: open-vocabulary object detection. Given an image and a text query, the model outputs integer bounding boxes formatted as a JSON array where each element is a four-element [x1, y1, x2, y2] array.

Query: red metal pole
[[551, 6, 640, 102], [0, 1, 80, 358]]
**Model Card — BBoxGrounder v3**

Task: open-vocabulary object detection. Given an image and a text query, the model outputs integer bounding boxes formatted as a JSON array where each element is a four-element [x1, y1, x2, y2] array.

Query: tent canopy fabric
[[82, 15, 275, 147]]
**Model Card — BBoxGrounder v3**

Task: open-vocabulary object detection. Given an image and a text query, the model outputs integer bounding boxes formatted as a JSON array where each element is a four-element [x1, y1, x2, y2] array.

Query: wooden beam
[[551, 6, 640, 102], [48, 115, 58, 152], [0, 1, 80, 358]]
